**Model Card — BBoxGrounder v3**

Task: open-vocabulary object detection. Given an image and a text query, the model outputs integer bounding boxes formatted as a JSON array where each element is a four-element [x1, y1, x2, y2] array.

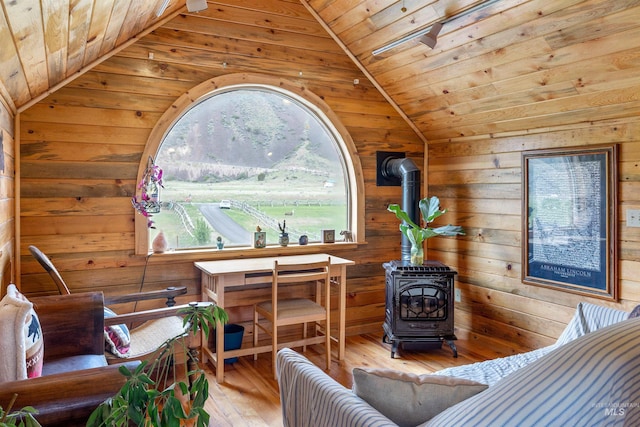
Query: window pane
[[150, 88, 349, 249]]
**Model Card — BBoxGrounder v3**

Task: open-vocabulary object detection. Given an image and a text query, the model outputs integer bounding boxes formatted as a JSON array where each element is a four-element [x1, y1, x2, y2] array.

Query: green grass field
[[150, 178, 347, 249]]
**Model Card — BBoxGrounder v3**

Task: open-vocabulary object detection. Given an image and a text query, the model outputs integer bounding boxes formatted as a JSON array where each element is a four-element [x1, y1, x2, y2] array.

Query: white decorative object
[[152, 231, 168, 253]]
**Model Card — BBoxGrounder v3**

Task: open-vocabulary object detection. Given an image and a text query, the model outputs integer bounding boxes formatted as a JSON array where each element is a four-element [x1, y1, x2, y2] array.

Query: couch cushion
[[0, 284, 44, 381], [42, 354, 108, 376], [425, 317, 640, 426], [353, 368, 487, 427]]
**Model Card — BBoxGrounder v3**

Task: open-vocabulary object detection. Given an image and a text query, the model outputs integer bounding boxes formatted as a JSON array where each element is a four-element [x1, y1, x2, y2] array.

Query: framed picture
[[522, 144, 618, 301], [254, 231, 266, 248], [321, 229, 335, 243]]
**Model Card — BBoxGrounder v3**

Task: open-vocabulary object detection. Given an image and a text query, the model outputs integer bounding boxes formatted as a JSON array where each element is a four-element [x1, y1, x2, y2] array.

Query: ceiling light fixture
[[186, 0, 208, 12], [372, 0, 501, 56], [155, 0, 170, 17], [418, 22, 442, 48]]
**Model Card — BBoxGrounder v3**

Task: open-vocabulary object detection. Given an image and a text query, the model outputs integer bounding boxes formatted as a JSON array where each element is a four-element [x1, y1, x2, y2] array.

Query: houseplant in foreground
[[388, 196, 465, 265], [87, 302, 228, 427], [0, 398, 40, 427]]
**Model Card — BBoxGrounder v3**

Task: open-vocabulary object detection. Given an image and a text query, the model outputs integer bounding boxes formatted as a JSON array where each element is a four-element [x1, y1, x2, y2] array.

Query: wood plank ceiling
[[0, 0, 186, 113], [2, 0, 640, 140], [306, 0, 640, 142]]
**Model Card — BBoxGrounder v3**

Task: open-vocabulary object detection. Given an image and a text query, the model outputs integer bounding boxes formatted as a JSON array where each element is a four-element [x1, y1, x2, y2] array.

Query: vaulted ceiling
[[2, 0, 640, 143], [0, 0, 184, 111]]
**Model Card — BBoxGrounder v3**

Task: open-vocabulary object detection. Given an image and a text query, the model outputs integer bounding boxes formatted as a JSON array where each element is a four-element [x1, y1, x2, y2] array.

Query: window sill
[[143, 241, 361, 264]]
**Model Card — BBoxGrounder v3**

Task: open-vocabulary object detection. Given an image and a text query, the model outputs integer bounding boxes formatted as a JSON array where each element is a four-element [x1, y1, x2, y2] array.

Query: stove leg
[[390, 340, 399, 358], [446, 339, 458, 358], [382, 334, 399, 358]]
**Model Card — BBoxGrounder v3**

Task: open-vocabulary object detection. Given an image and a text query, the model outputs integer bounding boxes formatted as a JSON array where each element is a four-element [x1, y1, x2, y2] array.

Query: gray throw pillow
[[352, 368, 488, 427]]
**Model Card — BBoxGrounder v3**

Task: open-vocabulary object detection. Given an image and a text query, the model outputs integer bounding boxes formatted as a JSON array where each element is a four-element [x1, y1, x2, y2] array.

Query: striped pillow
[[104, 307, 130, 357]]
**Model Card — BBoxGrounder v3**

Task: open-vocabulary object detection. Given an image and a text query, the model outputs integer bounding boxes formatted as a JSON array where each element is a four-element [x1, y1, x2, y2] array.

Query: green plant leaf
[[388, 196, 465, 247], [432, 224, 466, 236], [419, 196, 445, 223], [387, 204, 420, 230]]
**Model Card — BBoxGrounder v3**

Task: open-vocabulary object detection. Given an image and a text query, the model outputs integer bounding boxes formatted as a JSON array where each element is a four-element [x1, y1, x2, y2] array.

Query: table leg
[[202, 273, 227, 383], [215, 322, 225, 382], [338, 266, 346, 360]]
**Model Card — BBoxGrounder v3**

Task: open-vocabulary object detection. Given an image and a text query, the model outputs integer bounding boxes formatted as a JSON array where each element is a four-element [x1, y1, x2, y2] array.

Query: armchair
[[28, 245, 190, 362], [0, 291, 141, 426]]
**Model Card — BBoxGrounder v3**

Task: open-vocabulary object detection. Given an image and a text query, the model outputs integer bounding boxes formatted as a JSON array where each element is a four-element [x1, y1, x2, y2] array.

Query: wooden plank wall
[[427, 121, 640, 353], [17, 1, 422, 339], [303, 0, 640, 356], [424, 0, 640, 351], [413, 2, 640, 353], [0, 98, 15, 295]]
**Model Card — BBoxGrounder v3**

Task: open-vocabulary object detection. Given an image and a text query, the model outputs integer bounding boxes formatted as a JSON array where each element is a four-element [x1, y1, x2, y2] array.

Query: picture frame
[[321, 229, 335, 244], [522, 144, 618, 301], [254, 231, 266, 248]]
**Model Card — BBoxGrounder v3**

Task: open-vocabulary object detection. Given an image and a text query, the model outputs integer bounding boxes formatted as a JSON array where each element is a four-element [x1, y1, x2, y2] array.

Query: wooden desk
[[195, 254, 354, 382]]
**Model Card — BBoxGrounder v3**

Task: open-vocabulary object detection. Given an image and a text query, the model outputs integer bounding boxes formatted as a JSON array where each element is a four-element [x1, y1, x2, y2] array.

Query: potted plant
[[0, 398, 40, 427], [278, 220, 289, 247], [216, 236, 224, 250], [388, 196, 465, 265], [87, 302, 228, 427]]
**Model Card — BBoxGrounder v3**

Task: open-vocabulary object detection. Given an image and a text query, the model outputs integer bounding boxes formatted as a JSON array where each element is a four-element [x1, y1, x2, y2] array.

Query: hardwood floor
[[202, 331, 501, 426]]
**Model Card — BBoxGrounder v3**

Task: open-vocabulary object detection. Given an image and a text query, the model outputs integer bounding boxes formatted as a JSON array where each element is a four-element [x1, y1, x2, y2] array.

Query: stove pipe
[[381, 157, 421, 262]]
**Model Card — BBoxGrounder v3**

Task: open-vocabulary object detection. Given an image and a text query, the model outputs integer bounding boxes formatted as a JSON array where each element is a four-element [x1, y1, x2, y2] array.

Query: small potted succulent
[[278, 220, 289, 247], [216, 236, 224, 250]]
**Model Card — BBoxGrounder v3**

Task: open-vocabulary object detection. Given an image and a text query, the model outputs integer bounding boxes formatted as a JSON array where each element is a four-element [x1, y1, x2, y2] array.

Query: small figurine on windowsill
[[216, 236, 224, 250], [340, 230, 354, 242]]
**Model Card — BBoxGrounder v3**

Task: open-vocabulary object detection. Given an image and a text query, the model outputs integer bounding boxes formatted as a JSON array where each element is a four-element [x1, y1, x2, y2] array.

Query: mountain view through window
[[149, 88, 349, 250]]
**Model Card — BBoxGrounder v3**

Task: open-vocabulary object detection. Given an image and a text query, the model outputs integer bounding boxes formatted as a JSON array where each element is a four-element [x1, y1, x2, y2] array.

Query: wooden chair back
[[29, 245, 71, 295], [271, 258, 331, 319], [31, 292, 105, 360]]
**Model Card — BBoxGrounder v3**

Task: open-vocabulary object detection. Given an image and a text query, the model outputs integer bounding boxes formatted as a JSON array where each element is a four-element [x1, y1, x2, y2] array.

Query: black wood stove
[[382, 260, 458, 358]]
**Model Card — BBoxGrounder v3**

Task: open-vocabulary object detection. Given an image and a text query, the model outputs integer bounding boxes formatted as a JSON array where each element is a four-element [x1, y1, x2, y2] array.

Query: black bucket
[[211, 324, 244, 364]]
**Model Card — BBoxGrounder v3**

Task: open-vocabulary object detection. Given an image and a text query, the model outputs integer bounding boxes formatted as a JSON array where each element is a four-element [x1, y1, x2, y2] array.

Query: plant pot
[[410, 244, 424, 266], [279, 233, 289, 247], [210, 324, 244, 364]]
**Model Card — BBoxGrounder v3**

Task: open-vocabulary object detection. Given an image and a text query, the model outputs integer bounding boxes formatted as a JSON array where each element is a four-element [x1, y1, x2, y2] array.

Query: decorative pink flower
[[132, 159, 164, 228]]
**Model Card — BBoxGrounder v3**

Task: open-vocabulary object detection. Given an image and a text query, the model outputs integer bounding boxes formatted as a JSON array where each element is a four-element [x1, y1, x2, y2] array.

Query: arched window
[[135, 76, 363, 254]]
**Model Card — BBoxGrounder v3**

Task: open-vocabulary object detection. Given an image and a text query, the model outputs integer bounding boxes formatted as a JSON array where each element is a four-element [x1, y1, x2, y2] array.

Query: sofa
[[0, 289, 140, 426], [277, 302, 640, 426]]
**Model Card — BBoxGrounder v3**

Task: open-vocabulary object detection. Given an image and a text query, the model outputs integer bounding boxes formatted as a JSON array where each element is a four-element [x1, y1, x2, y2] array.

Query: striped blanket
[[426, 316, 640, 426], [432, 302, 629, 386], [277, 302, 635, 427]]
